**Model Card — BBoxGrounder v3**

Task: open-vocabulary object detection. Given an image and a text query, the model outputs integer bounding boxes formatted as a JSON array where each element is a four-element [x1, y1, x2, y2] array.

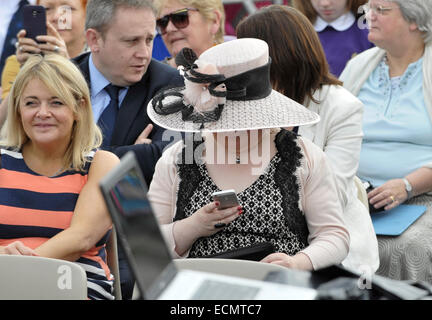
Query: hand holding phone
[[22, 5, 47, 43], [212, 189, 240, 210], [363, 180, 384, 213]]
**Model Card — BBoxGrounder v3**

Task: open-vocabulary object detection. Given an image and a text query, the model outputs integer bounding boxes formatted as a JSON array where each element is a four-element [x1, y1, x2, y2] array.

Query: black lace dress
[[173, 129, 310, 258]]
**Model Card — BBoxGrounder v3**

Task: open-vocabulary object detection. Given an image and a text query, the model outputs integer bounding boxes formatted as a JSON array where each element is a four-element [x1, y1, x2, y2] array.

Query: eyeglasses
[[363, 3, 398, 16], [156, 8, 199, 35]]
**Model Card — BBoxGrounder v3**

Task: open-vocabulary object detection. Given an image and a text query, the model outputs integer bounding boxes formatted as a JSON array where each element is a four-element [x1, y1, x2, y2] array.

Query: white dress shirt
[[88, 54, 128, 122]]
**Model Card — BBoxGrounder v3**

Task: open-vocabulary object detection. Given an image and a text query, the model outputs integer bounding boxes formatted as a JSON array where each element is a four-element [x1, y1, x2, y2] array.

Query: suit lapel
[[74, 52, 91, 89]]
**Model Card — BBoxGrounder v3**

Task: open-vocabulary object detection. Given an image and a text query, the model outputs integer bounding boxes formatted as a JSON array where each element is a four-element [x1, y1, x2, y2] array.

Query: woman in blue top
[[340, 0, 432, 283], [293, 0, 373, 77]]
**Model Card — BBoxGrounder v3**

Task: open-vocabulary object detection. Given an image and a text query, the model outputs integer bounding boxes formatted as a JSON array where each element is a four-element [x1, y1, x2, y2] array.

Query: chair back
[[0, 255, 87, 300], [106, 226, 122, 299]]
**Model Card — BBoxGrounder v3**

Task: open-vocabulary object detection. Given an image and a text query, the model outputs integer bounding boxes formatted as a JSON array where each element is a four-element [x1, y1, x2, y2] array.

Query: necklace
[[49, 167, 65, 178]]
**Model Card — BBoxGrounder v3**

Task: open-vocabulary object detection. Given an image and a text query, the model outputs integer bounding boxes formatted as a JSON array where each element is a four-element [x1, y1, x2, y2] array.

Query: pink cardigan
[[148, 130, 349, 270]]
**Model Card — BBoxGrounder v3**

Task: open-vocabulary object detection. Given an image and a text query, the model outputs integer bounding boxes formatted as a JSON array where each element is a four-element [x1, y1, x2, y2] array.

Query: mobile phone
[[361, 180, 383, 213], [22, 5, 47, 43], [212, 189, 240, 210]]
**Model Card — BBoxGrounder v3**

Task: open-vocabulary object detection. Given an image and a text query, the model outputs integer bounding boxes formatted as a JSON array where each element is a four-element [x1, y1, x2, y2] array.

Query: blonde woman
[[0, 54, 119, 300], [153, 0, 225, 67]]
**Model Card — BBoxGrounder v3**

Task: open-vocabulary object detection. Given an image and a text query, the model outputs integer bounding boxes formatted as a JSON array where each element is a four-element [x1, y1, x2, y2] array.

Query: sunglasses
[[156, 8, 199, 35]]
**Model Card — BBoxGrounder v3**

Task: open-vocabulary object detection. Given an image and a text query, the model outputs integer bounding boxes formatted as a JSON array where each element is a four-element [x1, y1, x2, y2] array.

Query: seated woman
[[340, 0, 432, 282], [0, 54, 119, 299], [236, 5, 379, 273], [1, 0, 88, 127], [147, 38, 349, 271], [293, 0, 373, 77], [153, 0, 225, 68]]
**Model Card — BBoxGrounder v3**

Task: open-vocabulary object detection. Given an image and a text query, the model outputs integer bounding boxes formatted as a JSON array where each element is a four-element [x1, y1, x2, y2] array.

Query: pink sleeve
[[147, 141, 184, 258]]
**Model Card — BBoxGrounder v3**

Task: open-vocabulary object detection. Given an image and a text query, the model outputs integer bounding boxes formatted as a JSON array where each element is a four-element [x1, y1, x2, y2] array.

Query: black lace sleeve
[[274, 129, 309, 246], [173, 137, 205, 222]]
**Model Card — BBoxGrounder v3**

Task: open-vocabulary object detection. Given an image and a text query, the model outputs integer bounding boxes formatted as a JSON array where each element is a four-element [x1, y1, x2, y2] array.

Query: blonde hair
[[153, 0, 225, 44], [0, 54, 102, 171]]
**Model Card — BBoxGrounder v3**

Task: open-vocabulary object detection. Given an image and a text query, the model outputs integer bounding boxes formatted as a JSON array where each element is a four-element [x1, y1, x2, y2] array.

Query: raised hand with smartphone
[[16, 5, 69, 66], [171, 199, 243, 257], [22, 5, 47, 42]]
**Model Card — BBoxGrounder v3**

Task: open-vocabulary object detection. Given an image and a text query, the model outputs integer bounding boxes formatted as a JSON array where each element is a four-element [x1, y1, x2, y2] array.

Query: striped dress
[[0, 148, 114, 300]]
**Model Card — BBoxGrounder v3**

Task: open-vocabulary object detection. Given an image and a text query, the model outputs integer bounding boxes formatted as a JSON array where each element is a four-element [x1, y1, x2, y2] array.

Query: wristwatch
[[402, 178, 413, 199]]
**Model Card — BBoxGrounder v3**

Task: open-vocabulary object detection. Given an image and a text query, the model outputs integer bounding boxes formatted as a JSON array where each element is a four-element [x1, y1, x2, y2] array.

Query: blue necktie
[[98, 84, 122, 148]]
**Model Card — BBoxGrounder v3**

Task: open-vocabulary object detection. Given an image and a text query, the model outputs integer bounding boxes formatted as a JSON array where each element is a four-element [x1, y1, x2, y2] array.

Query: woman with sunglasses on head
[[293, 0, 373, 77], [153, 0, 225, 68], [340, 0, 432, 283]]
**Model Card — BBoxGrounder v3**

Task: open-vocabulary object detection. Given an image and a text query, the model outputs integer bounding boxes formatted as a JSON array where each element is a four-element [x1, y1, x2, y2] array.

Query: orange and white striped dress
[[0, 148, 114, 300]]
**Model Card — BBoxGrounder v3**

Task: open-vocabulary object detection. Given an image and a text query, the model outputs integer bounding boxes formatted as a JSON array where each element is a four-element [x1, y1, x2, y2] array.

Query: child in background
[[293, 0, 373, 77]]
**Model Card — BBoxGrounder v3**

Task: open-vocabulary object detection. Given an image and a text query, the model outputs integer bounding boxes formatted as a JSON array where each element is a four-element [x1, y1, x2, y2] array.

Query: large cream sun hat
[[147, 38, 319, 132]]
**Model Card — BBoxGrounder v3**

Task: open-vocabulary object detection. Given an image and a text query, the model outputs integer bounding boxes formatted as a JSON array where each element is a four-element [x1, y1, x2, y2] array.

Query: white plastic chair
[[173, 258, 289, 281], [0, 255, 87, 300], [106, 226, 122, 300]]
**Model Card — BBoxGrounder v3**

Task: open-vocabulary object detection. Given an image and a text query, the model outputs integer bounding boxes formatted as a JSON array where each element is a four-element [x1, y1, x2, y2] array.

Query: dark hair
[[292, 0, 368, 25], [236, 5, 341, 105]]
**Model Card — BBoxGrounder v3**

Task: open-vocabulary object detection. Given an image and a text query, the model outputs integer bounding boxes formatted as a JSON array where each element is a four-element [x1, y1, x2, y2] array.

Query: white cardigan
[[299, 85, 379, 272]]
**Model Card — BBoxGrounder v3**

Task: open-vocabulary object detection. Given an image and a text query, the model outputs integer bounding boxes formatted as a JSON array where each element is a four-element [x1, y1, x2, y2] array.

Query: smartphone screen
[[22, 5, 47, 43]]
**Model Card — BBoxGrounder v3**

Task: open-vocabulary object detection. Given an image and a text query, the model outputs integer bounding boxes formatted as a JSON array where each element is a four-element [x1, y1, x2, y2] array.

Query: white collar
[[314, 12, 356, 32]]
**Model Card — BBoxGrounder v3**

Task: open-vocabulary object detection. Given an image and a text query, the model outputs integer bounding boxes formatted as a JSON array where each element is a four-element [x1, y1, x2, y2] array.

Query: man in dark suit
[[74, 0, 183, 299], [74, 0, 183, 186]]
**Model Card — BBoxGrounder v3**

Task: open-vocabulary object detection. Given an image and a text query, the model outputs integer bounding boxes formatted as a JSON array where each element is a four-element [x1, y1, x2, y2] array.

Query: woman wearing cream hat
[[147, 38, 349, 271]]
